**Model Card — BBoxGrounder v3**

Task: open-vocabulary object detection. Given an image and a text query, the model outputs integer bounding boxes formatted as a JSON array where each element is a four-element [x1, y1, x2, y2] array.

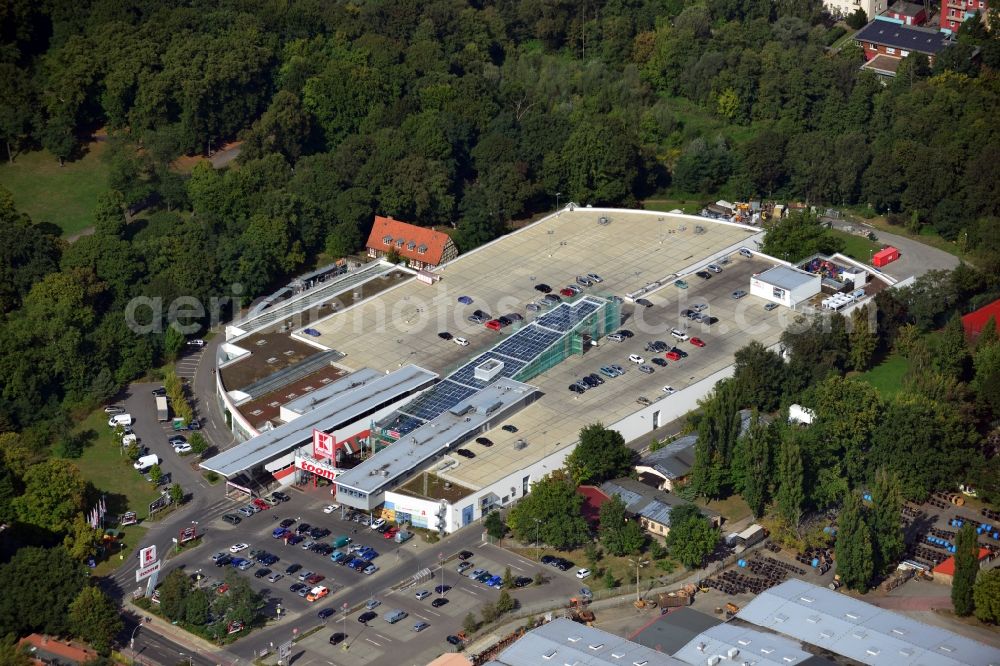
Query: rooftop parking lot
[[429, 254, 794, 494], [305, 209, 759, 376]]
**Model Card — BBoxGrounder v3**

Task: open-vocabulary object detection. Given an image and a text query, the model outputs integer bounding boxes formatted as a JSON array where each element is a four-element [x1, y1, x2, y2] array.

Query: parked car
[[358, 611, 378, 623], [456, 449, 475, 458], [639, 365, 655, 374], [229, 543, 249, 553], [431, 598, 449, 608], [764, 302, 779, 311], [651, 357, 668, 367], [446, 635, 463, 646], [690, 337, 706, 347], [628, 354, 644, 364], [636, 298, 654, 307], [670, 329, 689, 341], [533, 283, 551, 293], [222, 514, 241, 525], [665, 351, 681, 361], [267, 572, 283, 583], [453, 337, 469, 346], [695, 271, 712, 280], [662, 385, 677, 395], [674, 280, 688, 289], [587, 273, 603, 283], [370, 518, 386, 530], [731, 289, 747, 299], [415, 590, 432, 600], [329, 633, 347, 646], [254, 568, 271, 579], [576, 568, 592, 579], [413, 621, 430, 632], [437, 332, 453, 340]]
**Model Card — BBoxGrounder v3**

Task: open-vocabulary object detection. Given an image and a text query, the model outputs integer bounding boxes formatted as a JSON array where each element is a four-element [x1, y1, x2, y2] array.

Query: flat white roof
[[200, 365, 438, 476], [756, 265, 819, 292], [673, 624, 814, 666]]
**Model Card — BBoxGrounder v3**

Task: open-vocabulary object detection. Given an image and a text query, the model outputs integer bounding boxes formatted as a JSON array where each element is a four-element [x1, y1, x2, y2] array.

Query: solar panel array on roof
[[536, 298, 601, 332], [492, 326, 563, 362], [399, 379, 479, 422], [450, 352, 527, 389], [380, 413, 424, 436]]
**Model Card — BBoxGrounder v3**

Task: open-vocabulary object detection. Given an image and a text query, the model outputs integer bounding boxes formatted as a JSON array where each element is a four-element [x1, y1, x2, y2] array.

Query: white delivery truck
[[133, 454, 159, 471], [109, 413, 133, 428]]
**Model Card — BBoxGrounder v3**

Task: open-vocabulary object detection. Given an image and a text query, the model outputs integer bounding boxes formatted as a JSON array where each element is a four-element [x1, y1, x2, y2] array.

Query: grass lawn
[[91, 523, 148, 577], [508, 545, 680, 590], [63, 410, 163, 522], [0, 141, 109, 237], [695, 494, 751, 525], [642, 198, 705, 215], [856, 353, 910, 397], [829, 229, 882, 263]]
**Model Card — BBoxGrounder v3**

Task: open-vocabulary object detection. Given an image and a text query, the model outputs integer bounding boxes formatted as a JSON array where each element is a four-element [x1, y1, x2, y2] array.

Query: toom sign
[[313, 429, 335, 460], [135, 560, 160, 582], [295, 456, 341, 481]]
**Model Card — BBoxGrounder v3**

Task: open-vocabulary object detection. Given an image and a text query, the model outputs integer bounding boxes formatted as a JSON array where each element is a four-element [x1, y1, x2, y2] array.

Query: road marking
[[365, 638, 381, 647], [373, 632, 392, 642], [465, 588, 478, 596], [413, 613, 430, 621], [509, 564, 524, 572]]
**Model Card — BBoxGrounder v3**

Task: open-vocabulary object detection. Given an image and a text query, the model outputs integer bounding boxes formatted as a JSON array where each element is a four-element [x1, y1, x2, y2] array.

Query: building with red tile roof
[[962, 298, 1000, 343], [932, 547, 992, 584], [365, 215, 458, 271], [18, 634, 98, 666], [577, 485, 611, 529]]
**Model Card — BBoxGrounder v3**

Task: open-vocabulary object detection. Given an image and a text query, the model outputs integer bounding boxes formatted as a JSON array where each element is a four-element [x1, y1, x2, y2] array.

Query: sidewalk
[[124, 601, 237, 662]]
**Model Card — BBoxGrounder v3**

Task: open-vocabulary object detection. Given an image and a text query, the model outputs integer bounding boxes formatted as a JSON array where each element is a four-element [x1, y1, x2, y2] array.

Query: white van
[[108, 413, 133, 428], [133, 454, 159, 471], [121, 433, 137, 446]]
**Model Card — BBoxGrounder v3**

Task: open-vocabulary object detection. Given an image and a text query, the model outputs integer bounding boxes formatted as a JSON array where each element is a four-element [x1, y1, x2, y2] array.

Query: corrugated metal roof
[[756, 265, 819, 292], [673, 623, 814, 666], [737, 579, 1000, 666], [491, 618, 685, 666]]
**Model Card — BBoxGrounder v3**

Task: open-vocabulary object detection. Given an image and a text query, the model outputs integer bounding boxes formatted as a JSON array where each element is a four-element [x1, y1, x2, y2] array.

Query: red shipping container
[[872, 246, 899, 267]]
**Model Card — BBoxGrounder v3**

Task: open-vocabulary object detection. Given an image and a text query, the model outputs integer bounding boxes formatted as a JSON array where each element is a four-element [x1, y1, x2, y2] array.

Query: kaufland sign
[[313, 429, 335, 460], [139, 545, 157, 567]]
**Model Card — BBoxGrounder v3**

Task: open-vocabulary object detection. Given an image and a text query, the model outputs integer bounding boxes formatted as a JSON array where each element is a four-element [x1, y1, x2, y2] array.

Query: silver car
[[638, 365, 655, 374]]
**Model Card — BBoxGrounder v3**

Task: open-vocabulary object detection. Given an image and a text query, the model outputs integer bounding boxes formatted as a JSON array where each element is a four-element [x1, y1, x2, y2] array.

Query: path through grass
[[0, 142, 108, 237]]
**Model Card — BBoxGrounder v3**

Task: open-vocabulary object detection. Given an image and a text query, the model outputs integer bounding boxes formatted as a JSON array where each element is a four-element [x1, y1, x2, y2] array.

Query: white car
[[229, 543, 249, 553], [453, 337, 469, 346], [174, 442, 193, 454], [670, 329, 689, 341], [187, 339, 205, 347], [576, 568, 592, 579], [628, 354, 644, 364], [662, 386, 677, 395], [370, 518, 386, 530], [322, 504, 340, 514]]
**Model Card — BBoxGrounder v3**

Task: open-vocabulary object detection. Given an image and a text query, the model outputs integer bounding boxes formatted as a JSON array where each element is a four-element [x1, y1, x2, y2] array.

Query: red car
[[383, 527, 398, 539], [305, 574, 325, 585], [252, 498, 271, 510], [689, 337, 706, 347], [665, 351, 681, 361], [559, 288, 575, 297], [485, 319, 502, 331]]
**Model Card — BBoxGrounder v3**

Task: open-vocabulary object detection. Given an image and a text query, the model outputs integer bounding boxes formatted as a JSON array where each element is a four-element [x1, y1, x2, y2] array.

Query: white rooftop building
[[750, 265, 822, 308]]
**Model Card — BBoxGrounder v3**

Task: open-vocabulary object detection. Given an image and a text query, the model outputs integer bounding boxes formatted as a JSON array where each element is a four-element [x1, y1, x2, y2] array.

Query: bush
[[846, 8, 867, 29], [824, 26, 846, 45]]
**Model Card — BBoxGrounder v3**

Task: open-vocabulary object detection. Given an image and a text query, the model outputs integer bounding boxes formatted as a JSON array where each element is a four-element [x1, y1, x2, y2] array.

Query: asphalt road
[[829, 220, 959, 280], [122, 615, 219, 666]]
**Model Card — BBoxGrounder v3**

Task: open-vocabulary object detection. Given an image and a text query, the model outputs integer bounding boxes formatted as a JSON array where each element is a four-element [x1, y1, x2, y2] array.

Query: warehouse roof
[[486, 618, 685, 666], [638, 435, 698, 480], [737, 579, 1000, 666], [200, 366, 438, 476], [755, 265, 819, 292], [673, 624, 819, 666]]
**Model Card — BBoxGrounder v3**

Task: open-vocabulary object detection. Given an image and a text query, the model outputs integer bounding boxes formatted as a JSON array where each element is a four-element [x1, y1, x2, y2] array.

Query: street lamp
[[534, 518, 543, 560], [130, 624, 141, 651], [178, 652, 193, 666], [629, 558, 650, 603], [555, 192, 562, 211]]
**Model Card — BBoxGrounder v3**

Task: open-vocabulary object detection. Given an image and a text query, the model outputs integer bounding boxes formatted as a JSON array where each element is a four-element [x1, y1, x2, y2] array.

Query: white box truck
[[156, 396, 169, 421], [134, 454, 159, 471]]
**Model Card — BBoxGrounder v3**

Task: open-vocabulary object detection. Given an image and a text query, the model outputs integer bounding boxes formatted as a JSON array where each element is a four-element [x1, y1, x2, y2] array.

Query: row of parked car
[[222, 491, 292, 523]]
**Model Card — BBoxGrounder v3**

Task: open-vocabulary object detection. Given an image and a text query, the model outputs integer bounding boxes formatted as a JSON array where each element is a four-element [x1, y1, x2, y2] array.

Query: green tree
[[495, 590, 515, 615], [834, 493, 873, 591], [0, 546, 84, 636], [484, 511, 506, 541], [584, 542, 602, 568], [731, 342, 786, 411], [158, 568, 190, 621], [12, 460, 87, 533], [462, 612, 479, 635], [0, 65, 33, 163], [952, 523, 978, 616], [64, 516, 104, 562], [480, 602, 498, 625], [603, 569, 617, 590], [973, 569, 1000, 624], [664, 504, 718, 569], [188, 432, 208, 455], [870, 468, 905, 575], [0, 634, 31, 666], [972, 339, 1000, 420], [163, 324, 186, 362], [169, 483, 184, 504], [68, 587, 122, 655], [775, 431, 805, 527], [565, 423, 633, 485], [149, 464, 163, 485], [761, 211, 845, 263], [598, 496, 647, 556], [849, 304, 878, 371], [502, 566, 514, 590], [239, 90, 311, 163], [507, 472, 589, 551], [185, 588, 210, 626], [692, 380, 742, 498], [731, 414, 774, 519]]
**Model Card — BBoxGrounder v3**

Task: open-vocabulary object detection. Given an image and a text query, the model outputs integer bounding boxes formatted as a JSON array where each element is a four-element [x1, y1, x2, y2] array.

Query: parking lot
[[163, 489, 583, 665]]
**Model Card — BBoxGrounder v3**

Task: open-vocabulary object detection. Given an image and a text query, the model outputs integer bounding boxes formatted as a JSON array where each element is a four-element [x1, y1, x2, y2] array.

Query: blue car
[[360, 550, 378, 561], [272, 527, 290, 539], [331, 551, 347, 563], [318, 608, 336, 620], [599, 366, 617, 378], [261, 554, 280, 566], [303, 328, 321, 337], [230, 557, 247, 568], [286, 535, 304, 545], [485, 575, 502, 588]]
